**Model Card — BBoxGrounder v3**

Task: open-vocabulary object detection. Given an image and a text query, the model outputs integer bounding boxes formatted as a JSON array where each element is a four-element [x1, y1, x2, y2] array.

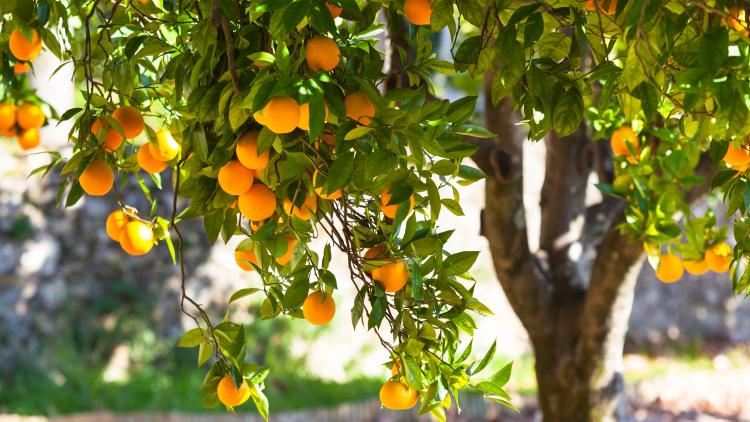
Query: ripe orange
[[238, 184, 277, 221], [17, 103, 45, 130], [17, 128, 40, 150], [0, 103, 16, 130], [149, 128, 180, 161], [106, 210, 130, 242], [235, 248, 259, 271], [254, 97, 300, 134], [298, 102, 329, 131], [706, 242, 732, 273], [13, 62, 31, 74], [283, 194, 318, 220], [9, 29, 43, 61], [585, 0, 617, 14], [379, 380, 419, 410], [610, 125, 639, 157], [79, 159, 114, 196], [302, 291, 336, 325], [216, 375, 251, 408], [683, 258, 708, 275], [1, 128, 17, 138], [404, 0, 432, 25], [91, 118, 124, 151], [305, 36, 340, 72], [655, 254, 683, 283], [119, 220, 155, 256], [372, 259, 409, 292], [326, 2, 343, 17], [723, 143, 750, 170], [218, 160, 254, 195], [726, 8, 749, 36], [345, 92, 375, 126], [137, 143, 168, 174], [380, 187, 415, 219], [236, 131, 269, 170], [275, 236, 298, 266], [112, 105, 144, 139], [312, 169, 342, 200]]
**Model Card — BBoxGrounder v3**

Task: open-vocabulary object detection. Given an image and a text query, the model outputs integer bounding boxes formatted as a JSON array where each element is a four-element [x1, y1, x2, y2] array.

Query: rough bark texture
[[474, 75, 653, 421]]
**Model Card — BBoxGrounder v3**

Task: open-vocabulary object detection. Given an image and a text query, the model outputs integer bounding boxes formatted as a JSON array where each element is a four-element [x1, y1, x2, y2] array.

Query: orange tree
[[1, 0, 511, 420], [4, 0, 750, 420]]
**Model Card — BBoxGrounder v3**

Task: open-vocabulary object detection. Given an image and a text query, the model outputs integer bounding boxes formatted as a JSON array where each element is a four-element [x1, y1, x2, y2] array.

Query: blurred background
[[2, 49, 750, 422]]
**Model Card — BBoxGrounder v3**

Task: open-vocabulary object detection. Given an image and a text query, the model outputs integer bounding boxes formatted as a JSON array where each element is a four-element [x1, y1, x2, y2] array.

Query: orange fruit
[[238, 184, 277, 221], [236, 131, 269, 170], [112, 105, 144, 139], [254, 97, 300, 134], [91, 118, 124, 151], [17, 103, 45, 130], [0, 103, 16, 131], [298, 102, 329, 131], [13, 62, 31, 74], [106, 210, 130, 242], [723, 143, 750, 170], [2, 128, 17, 138], [683, 258, 709, 276], [326, 2, 343, 17], [302, 291, 336, 325], [9, 29, 42, 61], [217, 375, 250, 408], [79, 159, 114, 196], [119, 220, 155, 256], [312, 169, 342, 200], [585, 0, 617, 14], [380, 187, 415, 219], [655, 254, 683, 283], [379, 380, 419, 410], [726, 8, 749, 35], [345, 92, 375, 126], [372, 259, 409, 292], [275, 236, 298, 266], [137, 143, 168, 174], [17, 128, 40, 150], [404, 0, 432, 25], [284, 194, 318, 220], [305, 36, 340, 72], [149, 128, 180, 161], [706, 242, 732, 273], [235, 248, 259, 271], [610, 125, 639, 157], [218, 160, 254, 195]]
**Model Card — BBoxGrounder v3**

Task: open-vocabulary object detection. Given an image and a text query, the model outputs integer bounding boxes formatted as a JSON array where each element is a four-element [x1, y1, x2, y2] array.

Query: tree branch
[[211, 0, 241, 95], [476, 78, 550, 342]]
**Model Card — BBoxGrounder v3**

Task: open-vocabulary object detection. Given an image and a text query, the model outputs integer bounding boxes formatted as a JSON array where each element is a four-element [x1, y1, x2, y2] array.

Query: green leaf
[[472, 340, 496, 375], [491, 362, 513, 386], [229, 288, 262, 304], [325, 152, 355, 193], [197, 341, 213, 366], [552, 87, 584, 137], [248, 383, 270, 421], [177, 328, 204, 348], [443, 251, 479, 276], [536, 32, 571, 62], [344, 125, 372, 140], [453, 124, 494, 138]]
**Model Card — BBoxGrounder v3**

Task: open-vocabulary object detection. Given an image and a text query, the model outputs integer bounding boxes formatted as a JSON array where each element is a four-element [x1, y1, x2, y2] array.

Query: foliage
[[4, 0, 750, 419]]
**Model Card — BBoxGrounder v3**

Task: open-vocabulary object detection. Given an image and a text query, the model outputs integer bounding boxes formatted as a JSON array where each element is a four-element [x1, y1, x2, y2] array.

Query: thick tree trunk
[[473, 74, 650, 421]]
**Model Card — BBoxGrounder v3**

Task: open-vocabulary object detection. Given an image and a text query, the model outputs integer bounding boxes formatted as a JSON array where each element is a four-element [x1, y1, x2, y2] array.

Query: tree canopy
[[2, 0, 750, 419]]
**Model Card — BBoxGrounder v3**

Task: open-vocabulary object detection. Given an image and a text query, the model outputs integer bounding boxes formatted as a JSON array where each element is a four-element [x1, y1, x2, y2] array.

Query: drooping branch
[[475, 76, 550, 343], [211, 0, 241, 95]]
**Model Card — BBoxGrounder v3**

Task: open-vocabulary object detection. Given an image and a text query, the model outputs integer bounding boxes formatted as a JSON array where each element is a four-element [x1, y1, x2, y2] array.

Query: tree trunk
[[473, 74, 650, 421]]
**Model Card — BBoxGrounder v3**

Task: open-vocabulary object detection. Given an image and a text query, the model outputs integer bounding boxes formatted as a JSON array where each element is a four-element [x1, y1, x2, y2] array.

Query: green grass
[[1, 360, 382, 416]]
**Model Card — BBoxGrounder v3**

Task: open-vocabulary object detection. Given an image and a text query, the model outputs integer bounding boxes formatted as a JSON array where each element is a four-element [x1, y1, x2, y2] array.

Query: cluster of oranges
[[9, 28, 43, 75], [0, 102, 46, 150], [655, 242, 733, 283], [105, 210, 156, 256]]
